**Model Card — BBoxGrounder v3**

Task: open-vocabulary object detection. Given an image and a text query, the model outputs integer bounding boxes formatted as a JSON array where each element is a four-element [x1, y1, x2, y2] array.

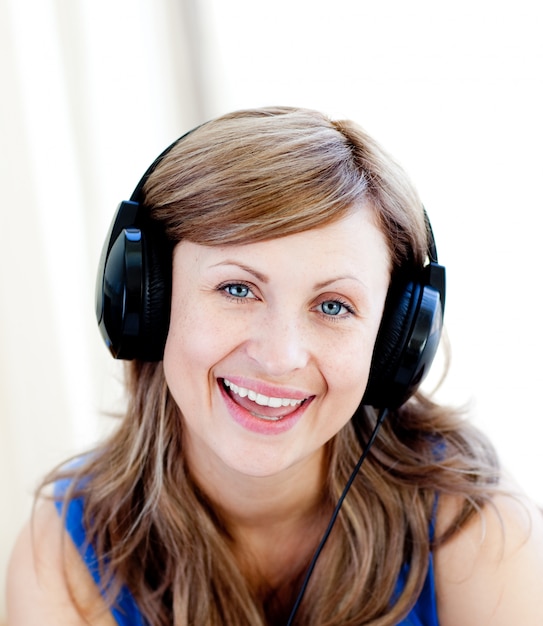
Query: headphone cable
[[285, 406, 389, 626]]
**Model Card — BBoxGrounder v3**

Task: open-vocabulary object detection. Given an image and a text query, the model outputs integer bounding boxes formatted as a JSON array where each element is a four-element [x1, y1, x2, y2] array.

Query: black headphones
[[95, 128, 446, 409]]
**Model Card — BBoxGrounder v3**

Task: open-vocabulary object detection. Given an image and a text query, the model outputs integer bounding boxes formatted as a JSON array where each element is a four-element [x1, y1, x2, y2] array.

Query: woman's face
[[163, 207, 391, 480]]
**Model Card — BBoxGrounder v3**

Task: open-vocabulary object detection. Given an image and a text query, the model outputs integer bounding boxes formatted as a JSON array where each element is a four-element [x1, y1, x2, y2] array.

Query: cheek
[[163, 325, 220, 428], [323, 300, 385, 415], [163, 296, 234, 390], [319, 335, 375, 421], [334, 349, 371, 404]]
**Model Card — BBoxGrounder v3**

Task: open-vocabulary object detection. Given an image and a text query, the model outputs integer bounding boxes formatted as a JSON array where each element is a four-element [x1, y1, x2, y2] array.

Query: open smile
[[223, 378, 306, 414], [219, 378, 312, 432]]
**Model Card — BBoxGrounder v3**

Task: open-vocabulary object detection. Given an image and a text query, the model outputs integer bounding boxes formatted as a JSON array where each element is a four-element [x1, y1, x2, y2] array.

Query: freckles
[[172, 312, 234, 373]]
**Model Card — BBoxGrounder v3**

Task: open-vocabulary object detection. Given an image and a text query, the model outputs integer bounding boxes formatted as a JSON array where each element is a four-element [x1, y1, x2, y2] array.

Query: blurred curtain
[[0, 0, 214, 619]]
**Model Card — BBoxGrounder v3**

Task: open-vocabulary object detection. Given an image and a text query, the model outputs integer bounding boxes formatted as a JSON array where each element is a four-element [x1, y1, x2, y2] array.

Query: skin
[[434, 486, 543, 624], [163, 208, 390, 484], [6, 207, 543, 623]]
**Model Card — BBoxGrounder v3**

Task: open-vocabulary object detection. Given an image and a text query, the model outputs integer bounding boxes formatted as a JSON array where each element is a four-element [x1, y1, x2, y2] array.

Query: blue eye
[[319, 300, 351, 316], [223, 283, 253, 299]]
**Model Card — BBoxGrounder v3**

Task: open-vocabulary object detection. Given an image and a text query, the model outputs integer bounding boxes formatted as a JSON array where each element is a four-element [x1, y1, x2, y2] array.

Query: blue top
[[54, 478, 439, 625]]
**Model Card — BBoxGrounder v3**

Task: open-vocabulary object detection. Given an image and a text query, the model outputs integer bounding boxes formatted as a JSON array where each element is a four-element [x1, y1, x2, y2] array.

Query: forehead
[[174, 207, 392, 285]]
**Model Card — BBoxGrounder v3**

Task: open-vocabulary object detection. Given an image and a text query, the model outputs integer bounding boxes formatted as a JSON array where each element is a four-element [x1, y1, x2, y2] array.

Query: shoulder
[[6, 499, 116, 626], [434, 485, 543, 626]]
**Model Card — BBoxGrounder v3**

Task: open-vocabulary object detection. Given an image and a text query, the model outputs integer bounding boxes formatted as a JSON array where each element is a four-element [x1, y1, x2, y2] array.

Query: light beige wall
[[0, 0, 213, 620]]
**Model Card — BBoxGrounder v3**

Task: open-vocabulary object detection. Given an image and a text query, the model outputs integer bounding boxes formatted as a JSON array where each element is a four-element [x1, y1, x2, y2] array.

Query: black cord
[[285, 407, 390, 626]]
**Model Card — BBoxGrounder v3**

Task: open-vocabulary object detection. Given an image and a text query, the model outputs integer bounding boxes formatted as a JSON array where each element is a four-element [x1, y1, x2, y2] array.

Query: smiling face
[[163, 207, 391, 483]]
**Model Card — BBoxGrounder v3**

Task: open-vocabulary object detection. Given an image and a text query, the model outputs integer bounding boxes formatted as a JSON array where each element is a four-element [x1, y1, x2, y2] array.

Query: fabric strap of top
[[393, 494, 439, 625], [54, 477, 147, 626]]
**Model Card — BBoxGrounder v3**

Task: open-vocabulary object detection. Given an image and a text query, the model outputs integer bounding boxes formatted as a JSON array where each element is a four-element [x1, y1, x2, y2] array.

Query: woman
[[7, 107, 543, 625]]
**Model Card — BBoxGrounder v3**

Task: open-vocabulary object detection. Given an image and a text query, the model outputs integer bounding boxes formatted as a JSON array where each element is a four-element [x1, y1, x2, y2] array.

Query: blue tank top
[[55, 477, 439, 625]]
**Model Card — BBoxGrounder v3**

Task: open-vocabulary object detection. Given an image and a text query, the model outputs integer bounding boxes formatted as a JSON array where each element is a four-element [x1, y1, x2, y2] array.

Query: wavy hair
[[44, 107, 500, 625]]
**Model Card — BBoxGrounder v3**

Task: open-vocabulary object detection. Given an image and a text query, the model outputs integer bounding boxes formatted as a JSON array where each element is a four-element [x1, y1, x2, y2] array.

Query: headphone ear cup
[[363, 279, 420, 408], [96, 228, 142, 358], [138, 225, 171, 360], [96, 201, 171, 360], [362, 263, 444, 409]]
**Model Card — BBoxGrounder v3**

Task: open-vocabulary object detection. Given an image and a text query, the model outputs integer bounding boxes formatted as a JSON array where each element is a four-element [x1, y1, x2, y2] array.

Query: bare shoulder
[[6, 499, 116, 626], [434, 486, 543, 626]]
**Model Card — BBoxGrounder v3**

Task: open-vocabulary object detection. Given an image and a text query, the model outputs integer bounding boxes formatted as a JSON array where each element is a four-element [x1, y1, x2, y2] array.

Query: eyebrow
[[313, 276, 367, 290], [209, 261, 269, 283], [210, 261, 369, 292]]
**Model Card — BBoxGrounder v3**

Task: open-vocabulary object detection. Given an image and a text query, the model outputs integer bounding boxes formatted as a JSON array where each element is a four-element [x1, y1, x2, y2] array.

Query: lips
[[223, 378, 305, 415], [219, 377, 312, 433]]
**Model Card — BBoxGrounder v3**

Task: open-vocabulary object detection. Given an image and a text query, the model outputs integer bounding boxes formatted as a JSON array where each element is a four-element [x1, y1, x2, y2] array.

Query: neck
[[183, 438, 337, 622], [189, 445, 329, 531], [188, 438, 330, 566]]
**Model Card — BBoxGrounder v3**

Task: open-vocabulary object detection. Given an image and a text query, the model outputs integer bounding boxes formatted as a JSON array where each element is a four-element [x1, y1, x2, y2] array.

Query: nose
[[245, 310, 310, 377]]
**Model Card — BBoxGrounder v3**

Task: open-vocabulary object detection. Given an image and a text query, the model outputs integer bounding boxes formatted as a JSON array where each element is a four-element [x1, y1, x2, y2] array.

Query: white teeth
[[223, 379, 304, 409]]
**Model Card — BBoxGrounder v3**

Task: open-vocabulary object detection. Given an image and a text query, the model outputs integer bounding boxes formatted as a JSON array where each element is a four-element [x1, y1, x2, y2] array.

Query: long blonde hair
[[45, 107, 499, 625]]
